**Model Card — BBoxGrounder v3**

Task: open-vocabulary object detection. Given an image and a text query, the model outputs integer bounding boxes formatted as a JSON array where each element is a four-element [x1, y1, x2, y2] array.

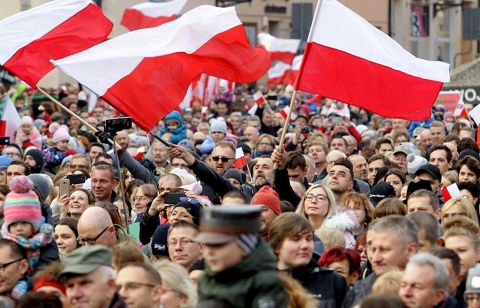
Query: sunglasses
[[211, 156, 234, 163]]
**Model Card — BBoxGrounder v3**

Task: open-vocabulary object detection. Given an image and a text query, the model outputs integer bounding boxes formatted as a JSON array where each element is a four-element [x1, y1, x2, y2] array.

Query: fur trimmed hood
[[323, 208, 359, 232]]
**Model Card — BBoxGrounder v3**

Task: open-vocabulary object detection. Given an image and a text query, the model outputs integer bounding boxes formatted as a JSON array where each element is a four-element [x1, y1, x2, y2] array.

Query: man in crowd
[[327, 158, 355, 201], [167, 221, 204, 270], [90, 164, 118, 202], [2, 145, 22, 161], [77, 207, 120, 248], [86, 142, 105, 163], [6, 161, 30, 184], [0, 239, 29, 299], [428, 144, 453, 175]]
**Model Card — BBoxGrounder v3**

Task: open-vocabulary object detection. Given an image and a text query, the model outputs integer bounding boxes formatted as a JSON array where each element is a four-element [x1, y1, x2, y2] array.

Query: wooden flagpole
[[278, 90, 297, 148]]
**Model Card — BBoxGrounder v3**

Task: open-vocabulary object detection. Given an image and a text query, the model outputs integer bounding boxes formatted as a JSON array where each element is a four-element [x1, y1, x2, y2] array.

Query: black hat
[[223, 169, 246, 185], [238, 143, 252, 154], [172, 201, 202, 226], [196, 206, 261, 244], [406, 180, 432, 201], [151, 224, 170, 257], [415, 164, 441, 181], [25, 148, 45, 173], [458, 149, 480, 162], [369, 182, 396, 207]]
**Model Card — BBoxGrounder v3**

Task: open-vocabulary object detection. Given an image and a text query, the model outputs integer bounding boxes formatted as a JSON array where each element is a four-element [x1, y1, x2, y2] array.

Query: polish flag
[[234, 147, 247, 168], [53, 5, 270, 132], [121, 0, 188, 31], [0, 95, 21, 141], [268, 61, 291, 87], [279, 105, 297, 122], [294, 0, 450, 121], [284, 55, 303, 86], [469, 104, 480, 125], [253, 91, 267, 105], [441, 183, 462, 203], [258, 33, 301, 65], [247, 104, 258, 115], [453, 97, 468, 118], [201, 106, 208, 118], [0, 0, 113, 88]]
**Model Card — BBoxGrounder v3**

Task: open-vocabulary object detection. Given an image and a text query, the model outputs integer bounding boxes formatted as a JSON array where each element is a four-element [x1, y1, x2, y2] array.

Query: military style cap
[[195, 206, 261, 244], [57, 246, 112, 279], [466, 263, 480, 294]]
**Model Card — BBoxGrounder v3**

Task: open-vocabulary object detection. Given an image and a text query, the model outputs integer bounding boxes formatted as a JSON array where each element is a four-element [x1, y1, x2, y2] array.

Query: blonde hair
[[373, 198, 407, 219], [296, 184, 337, 225], [315, 227, 346, 251], [371, 268, 403, 294], [442, 198, 479, 227], [152, 259, 197, 307], [442, 216, 480, 249]]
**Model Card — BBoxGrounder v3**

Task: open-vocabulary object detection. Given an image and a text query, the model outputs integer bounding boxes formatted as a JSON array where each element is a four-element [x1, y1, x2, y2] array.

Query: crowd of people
[[1, 78, 480, 308]]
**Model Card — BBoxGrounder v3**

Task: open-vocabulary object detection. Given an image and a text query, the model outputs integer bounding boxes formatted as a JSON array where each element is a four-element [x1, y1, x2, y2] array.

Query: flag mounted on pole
[[258, 33, 301, 65], [121, 0, 188, 31], [0, 0, 113, 88], [53, 5, 270, 132], [294, 0, 450, 121], [0, 95, 21, 141], [234, 147, 247, 168]]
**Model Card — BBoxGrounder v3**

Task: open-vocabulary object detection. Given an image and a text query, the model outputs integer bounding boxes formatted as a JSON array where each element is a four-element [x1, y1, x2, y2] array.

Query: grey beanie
[[210, 118, 227, 134], [28, 174, 51, 200]]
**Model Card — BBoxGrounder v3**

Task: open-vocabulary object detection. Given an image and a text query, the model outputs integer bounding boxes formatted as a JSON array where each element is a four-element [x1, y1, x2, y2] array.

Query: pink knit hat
[[52, 125, 70, 143], [3, 176, 42, 233]]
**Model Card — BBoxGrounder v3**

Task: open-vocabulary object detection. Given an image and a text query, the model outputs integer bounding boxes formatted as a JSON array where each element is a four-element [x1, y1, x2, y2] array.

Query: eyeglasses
[[132, 196, 150, 203], [0, 259, 22, 272], [305, 194, 328, 202], [70, 164, 87, 169], [116, 282, 157, 292], [77, 226, 109, 245], [4, 152, 20, 157], [167, 239, 196, 247], [211, 156, 234, 163]]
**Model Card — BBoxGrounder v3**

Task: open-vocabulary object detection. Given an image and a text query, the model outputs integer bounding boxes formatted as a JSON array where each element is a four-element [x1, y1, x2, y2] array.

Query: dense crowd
[[1, 79, 480, 308]]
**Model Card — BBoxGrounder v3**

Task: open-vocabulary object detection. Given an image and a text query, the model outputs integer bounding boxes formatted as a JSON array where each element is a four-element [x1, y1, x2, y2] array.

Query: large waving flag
[[284, 55, 303, 85], [53, 5, 270, 131], [268, 61, 291, 87], [121, 0, 188, 31], [0, 0, 113, 88], [294, 0, 450, 121], [0, 95, 21, 141], [258, 33, 301, 65]]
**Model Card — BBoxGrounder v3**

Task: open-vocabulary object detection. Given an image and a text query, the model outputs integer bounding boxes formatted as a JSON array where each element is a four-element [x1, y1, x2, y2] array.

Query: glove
[[95, 130, 112, 144]]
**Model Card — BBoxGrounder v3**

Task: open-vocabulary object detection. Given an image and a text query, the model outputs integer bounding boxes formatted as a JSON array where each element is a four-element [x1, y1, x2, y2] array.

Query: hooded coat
[[160, 110, 187, 144]]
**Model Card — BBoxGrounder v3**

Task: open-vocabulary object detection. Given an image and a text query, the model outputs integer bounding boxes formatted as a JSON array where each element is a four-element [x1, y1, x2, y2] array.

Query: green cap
[[57, 246, 112, 279]]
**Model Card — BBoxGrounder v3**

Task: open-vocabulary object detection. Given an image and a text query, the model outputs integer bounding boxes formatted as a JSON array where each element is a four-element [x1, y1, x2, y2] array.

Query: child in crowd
[[15, 116, 41, 149], [196, 206, 287, 307], [1, 176, 58, 299], [42, 124, 74, 174], [199, 118, 236, 154], [160, 110, 188, 144]]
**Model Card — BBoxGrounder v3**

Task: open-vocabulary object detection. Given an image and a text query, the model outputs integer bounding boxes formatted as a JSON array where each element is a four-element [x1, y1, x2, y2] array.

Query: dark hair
[[8, 160, 30, 175], [382, 168, 406, 184], [456, 156, 480, 178], [332, 158, 354, 182], [428, 144, 453, 163], [331, 134, 348, 147], [16, 292, 62, 308], [374, 198, 407, 219], [375, 138, 393, 151], [0, 238, 27, 260], [86, 142, 105, 154], [70, 188, 95, 205], [55, 218, 79, 247], [407, 211, 440, 247], [188, 259, 205, 273], [457, 181, 480, 198], [430, 247, 461, 276], [222, 190, 248, 204], [443, 134, 460, 144], [280, 200, 295, 213], [457, 138, 479, 154], [360, 292, 405, 308], [286, 151, 307, 170], [0, 183, 10, 196]]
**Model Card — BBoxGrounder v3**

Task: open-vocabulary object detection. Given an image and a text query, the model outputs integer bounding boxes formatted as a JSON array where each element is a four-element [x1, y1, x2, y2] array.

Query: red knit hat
[[33, 274, 66, 294], [250, 186, 281, 215]]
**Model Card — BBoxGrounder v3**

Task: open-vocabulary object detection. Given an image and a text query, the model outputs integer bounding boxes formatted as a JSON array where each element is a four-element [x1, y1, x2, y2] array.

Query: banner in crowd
[[258, 32, 301, 65]]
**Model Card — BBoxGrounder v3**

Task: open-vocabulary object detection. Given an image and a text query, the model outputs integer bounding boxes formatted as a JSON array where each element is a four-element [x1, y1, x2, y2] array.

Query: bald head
[[77, 207, 117, 248]]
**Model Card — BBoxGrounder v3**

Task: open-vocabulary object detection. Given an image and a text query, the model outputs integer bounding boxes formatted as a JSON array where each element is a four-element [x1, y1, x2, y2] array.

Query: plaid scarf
[[1, 223, 53, 272]]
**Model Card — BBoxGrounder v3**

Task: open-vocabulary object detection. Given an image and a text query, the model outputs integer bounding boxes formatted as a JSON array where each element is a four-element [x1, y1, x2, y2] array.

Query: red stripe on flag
[[234, 156, 247, 168], [441, 187, 452, 203], [121, 9, 175, 31], [295, 43, 444, 121], [3, 4, 112, 88], [267, 51, 296, 65], [100, 25, 269, 131]]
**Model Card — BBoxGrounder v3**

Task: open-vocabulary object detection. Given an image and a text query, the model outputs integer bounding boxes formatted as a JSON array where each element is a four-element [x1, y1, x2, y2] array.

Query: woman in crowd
[[456, 156, 480, 184], [342, 192, 374, 237], [58, 188, 95, 220], [381, 168, 406, 199], [153, 259, 198, 308], [54, 217, 79, 258], [269, 212, 348, 308], [443, 216, 480, 277], [318, 246, 361, 286], [442, 197, 479, 227], [253, 134, 276, 159], [132, 183, 158, 222]]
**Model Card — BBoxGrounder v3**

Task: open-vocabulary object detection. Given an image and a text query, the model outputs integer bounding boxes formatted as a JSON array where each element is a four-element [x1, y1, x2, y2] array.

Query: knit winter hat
[[28, 174, 51, 201], [52, 125, 70, 143], [4, 176, 42, 233], [21, 116, 34, 126], [250, 186, 281, 215], [210, 118, 227, 134], [33, 119, 45, 130], [223, 169, 246, 185], [172, 201, 202, 226], [151, 224, 170, 257], [25, 148, 45, 173]]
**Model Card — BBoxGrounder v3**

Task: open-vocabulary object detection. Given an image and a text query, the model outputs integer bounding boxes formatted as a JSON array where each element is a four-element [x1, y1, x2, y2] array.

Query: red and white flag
[[0, 95, 21, 141], [121, 0, 188, 31], [279, 105, 297, 122], [234, 147, 247, 168], [284, 55, 303, 85], [453, 97, 468, 118], [267, 61, 291, 87], [441, 183, 462, 203], [0, 0, 112, 88], [258, 33, 301, 65], [53, 5, 270, 131], [294, 0, 450, 121], [253, 91, 266, 105]]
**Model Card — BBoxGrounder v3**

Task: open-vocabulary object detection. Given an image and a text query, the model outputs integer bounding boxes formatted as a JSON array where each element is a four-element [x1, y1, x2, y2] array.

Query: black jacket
[[285, 259, 348, 308], [341, 272, 377, 308]]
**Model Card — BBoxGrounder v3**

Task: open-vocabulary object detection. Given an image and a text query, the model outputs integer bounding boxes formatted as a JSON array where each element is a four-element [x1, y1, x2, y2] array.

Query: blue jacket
[[160, 110, 187, 144]]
